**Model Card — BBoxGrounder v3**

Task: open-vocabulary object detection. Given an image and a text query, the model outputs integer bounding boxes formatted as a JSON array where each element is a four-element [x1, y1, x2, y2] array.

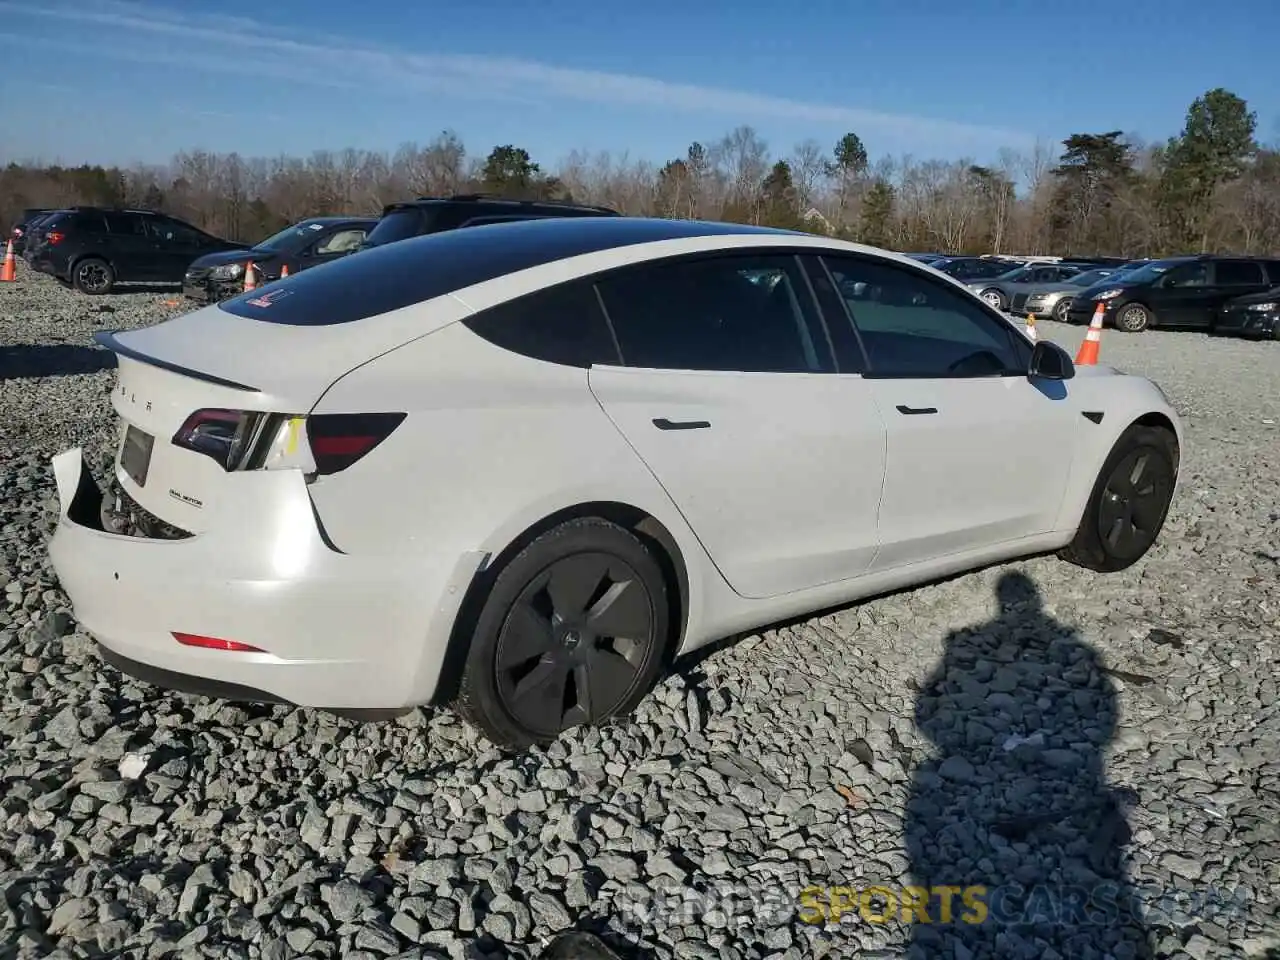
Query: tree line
[[2, 87, 1276, 258]]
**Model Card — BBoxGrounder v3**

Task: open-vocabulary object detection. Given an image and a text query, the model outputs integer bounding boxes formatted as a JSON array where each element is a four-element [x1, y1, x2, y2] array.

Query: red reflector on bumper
[[172, 632, 264, 653]]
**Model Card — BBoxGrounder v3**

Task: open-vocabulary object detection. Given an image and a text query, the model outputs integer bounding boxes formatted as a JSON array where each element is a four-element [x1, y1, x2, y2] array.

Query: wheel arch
[[69, 253, 116, 284], [1114, 299, 1154, 330], [429, 500, 690, 706]]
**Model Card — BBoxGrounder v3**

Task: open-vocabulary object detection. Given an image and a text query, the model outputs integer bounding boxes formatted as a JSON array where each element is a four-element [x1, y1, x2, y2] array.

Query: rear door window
[[1214, 260, 1265, 286], [105, 213, 146, 236]]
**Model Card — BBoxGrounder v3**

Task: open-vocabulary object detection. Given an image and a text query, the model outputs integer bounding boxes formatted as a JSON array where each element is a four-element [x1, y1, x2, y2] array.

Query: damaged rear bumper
[[47, 447, 486, 710]]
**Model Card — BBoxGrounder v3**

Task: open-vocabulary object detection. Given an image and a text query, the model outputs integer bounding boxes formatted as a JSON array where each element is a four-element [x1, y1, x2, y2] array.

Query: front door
[[1149, 260, 1220, 328], [819, 253, 1078, 571], [587, 251, 889, 600]]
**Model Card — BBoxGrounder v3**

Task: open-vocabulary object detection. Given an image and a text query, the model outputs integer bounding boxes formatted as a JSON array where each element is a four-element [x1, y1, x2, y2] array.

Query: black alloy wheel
[[1059, 424, 1178, 572], [455, 517, 670, 749], [495, 551, 655, 739]]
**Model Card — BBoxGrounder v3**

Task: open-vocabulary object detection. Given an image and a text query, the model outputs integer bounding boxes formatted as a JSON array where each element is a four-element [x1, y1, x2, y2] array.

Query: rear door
[[820, 254, 1077, 570], [588, 250, 889, 600], [102, 212, 151, 281]]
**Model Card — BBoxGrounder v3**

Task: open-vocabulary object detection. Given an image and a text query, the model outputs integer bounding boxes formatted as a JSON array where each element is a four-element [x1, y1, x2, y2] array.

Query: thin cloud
[[0, 0, 1038, 150]]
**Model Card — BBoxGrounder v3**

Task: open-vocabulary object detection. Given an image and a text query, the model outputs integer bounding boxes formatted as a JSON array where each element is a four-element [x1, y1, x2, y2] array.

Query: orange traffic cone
[[279, 263, 289, 278], [1075, 302, 1105, 365], [243, 261, 257, 292], [1025, 312, 1037, 342], [0, 239, 16, 282]]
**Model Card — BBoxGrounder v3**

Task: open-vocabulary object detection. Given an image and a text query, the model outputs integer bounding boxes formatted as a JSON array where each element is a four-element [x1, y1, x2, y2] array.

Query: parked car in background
[[19, 210, 69, 261], [904, 252, 948, 264], [1021, 266, 1135, 322], [359, 193, 622, 251], [927, 256, 1025, 282], [8, 207, 56, 255], [1214, 284, 1280, 339], [1065, 255, 1280, 332], [25, 207, 246, 294], [49, 216, 1181, 749], [183, 216, 378, 303], [965, 261, 1087, 312]]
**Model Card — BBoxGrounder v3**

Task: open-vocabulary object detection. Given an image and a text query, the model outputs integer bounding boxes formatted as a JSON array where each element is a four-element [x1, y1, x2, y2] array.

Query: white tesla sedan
[[48, 217, 1182, 749]]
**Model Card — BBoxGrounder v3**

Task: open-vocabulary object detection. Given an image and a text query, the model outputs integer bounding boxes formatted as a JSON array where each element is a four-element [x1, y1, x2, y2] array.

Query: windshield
[[1068, 269, 1113, 286], [255, 221, 328, 251], [1111, 260, 1182, 285], [994, 266, 1033, 282]]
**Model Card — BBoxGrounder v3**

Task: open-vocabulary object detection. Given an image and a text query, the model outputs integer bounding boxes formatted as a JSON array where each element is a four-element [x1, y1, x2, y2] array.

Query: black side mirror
[[1028, 339, 1075, 380]]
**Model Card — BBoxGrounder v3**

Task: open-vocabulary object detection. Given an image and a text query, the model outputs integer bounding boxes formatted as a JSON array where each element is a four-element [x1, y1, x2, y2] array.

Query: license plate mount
[[120, 425, 154, 487]]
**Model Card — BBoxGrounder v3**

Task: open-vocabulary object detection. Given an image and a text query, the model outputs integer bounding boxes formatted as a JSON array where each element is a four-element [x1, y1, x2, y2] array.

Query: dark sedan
[[183, 216, 378, 303], [1215, 285, 1280, 339]]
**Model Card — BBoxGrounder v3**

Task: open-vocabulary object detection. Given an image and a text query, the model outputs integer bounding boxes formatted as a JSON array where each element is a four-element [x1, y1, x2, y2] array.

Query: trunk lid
[[97, 294, 471, 532]]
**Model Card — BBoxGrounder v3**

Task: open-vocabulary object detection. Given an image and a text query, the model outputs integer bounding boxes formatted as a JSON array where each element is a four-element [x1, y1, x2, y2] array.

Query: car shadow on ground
[[903, 570, 1153, 958], [0, 344, 117, 380]]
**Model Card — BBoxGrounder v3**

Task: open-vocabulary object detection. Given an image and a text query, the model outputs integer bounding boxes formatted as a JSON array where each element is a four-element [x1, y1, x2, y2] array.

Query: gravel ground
[[2, 268, 1279, 960]]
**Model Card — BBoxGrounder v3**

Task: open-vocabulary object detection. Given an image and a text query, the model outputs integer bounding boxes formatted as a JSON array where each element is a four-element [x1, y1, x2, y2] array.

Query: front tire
[[980, 288, 1007, 311], [1059, 424, 1178, 573], [72, 258, 114, 295], [1115, 302, 1152, 332], [1053, 298, 1071, 323], [454, 517, 671, 750]]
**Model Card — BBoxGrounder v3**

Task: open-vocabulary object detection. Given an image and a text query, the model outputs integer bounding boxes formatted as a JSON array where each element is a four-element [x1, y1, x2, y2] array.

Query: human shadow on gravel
[[904, 571, 1154, 959], [0, 343, 117, 380]]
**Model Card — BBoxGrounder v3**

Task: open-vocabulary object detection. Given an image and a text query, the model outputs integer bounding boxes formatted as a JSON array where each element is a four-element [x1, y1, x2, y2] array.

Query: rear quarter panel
[[306, 321, 724, 639]]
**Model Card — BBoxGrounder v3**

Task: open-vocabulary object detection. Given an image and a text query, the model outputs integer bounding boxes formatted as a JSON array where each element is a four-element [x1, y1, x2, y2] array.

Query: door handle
[[652, 418, 711, 430], [895, 405, 937, 415]]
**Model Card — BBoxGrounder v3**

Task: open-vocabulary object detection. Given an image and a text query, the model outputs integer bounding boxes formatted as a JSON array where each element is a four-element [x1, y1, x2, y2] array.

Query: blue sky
[[1, 0, 1277, 172]]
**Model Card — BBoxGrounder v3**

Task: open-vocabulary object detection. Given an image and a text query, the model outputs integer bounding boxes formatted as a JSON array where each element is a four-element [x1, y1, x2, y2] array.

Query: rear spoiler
[[93, 330, 261, 393]]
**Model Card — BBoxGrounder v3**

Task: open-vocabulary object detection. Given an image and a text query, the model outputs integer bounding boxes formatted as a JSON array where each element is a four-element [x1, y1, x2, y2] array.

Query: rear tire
[[454, 517, 671, 751], [1059, 424, 1178, 573], [1115, 303, 1151, 332], [72, 258, 114, 295]]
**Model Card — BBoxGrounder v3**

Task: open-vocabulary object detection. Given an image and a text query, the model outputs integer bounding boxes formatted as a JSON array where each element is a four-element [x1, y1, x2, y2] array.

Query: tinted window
[[464, 280, 619, 368], [69, 212, 108, 233], [104, 213, 145, 236], [147, 218, 203, 245], [821, 255, 1027, 378], [595, 253, 832, 374], [1215, 260, 1264, 285], [1163, 262, 1209, 288], [364, 208, 428, 247]]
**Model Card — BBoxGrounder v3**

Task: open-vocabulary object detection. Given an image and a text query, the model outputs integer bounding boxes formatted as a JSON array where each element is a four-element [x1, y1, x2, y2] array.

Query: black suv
[[359, 194, 622, 251], [26, 207, 245, 294], [183, 216, 379, 303], [1065, 254, 1280, 332]]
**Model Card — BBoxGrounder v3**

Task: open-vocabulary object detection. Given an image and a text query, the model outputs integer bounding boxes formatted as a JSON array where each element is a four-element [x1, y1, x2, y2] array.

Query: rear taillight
[[172, 408, 264, 471], [306, 413, 406, 475], [171, 408, 404, 476], [46, 231, 65, 245]]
